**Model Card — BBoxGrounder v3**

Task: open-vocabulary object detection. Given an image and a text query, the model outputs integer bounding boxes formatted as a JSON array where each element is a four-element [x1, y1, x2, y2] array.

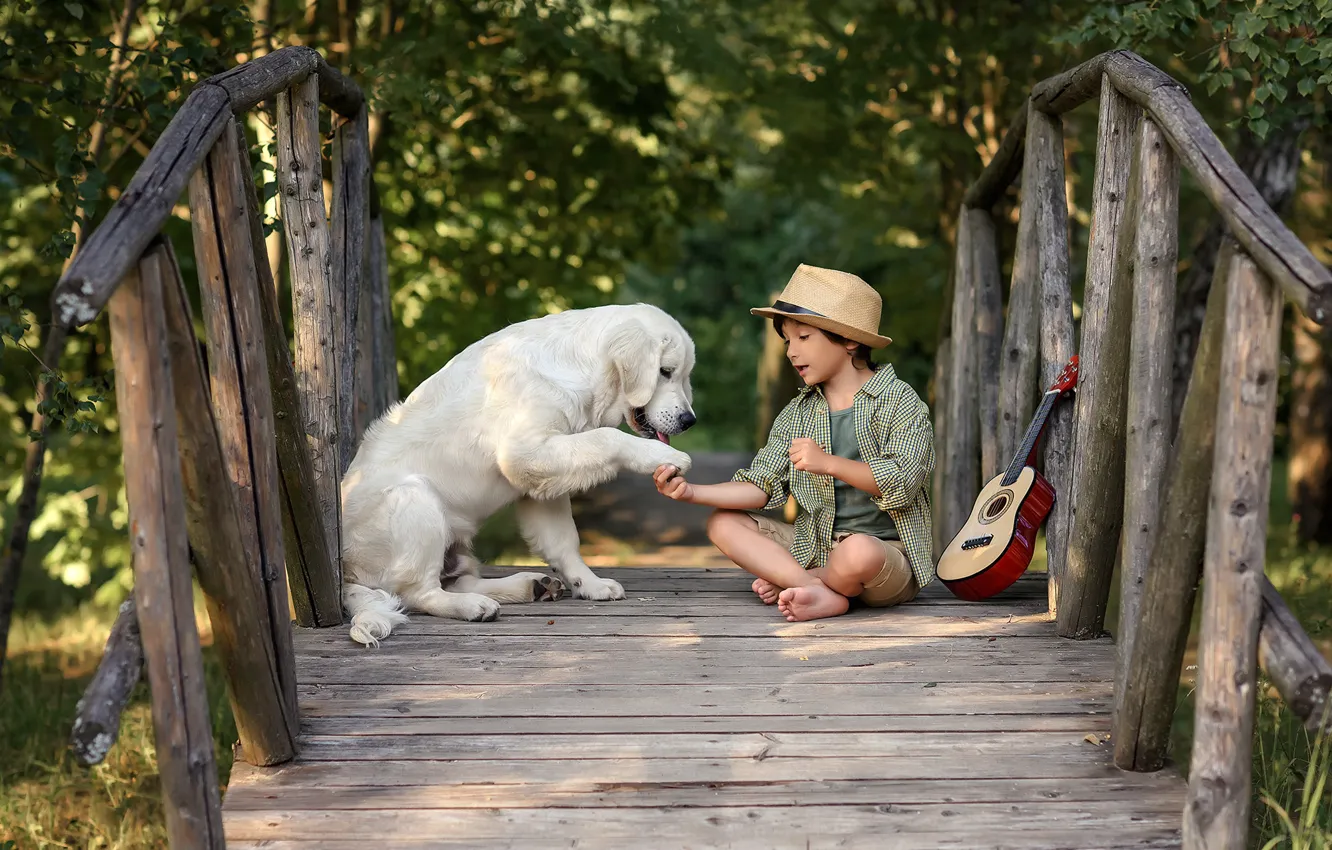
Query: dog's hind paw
[[534, 575, 565, 602], [574, 576, 625, 601], [461, 595, 501, 622]]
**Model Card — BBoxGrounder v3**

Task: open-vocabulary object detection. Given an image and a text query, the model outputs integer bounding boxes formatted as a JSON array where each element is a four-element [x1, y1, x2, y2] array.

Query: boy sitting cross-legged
[[653, 264, 936, 622]]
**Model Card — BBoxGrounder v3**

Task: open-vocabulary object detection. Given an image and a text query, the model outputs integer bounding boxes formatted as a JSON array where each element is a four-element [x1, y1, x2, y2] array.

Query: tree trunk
[[754, 298, 800, 449], [1170, 121, 1308, 434]]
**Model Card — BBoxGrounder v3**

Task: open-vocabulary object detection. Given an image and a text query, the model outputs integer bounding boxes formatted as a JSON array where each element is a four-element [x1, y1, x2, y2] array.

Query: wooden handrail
[[206, 45, 363, 116], [941, 44, 1330, 847], [961, 49, 1331, 325], [1259, 576, 1332, 732], [51, 46, 365, 330], [43, 47, 393, 847]]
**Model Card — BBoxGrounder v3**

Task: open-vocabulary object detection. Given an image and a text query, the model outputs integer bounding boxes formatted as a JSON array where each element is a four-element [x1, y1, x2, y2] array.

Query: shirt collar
[[797, 363, 897, 400]]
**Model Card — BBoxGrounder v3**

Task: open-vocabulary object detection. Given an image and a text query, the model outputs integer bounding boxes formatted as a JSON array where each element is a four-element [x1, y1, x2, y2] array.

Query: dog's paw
[[532, 574, 565, 602], [574, 576, 625, 601], [633, 442, 692, 477], [458, 594, 501, 622]]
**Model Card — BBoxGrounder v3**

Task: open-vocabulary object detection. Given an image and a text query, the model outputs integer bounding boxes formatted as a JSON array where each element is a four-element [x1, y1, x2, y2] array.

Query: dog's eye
[[660, 367, 674, 379]]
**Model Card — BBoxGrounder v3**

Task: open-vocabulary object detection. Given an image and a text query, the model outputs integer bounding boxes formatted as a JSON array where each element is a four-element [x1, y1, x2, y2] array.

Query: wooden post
[[1184, 247, 1282, 849], [1028, 106, 1073, 615], [1113, 240, 1232, 772], [158, 238, 298, 766], [188, 118, 298, 724], [1113, 117, 1179, 720], [331, 104, 371, 462], [354, 256, 377, 438], [106, 240, 224, 849], [942, 207, 979, 541], [1259, 576, 1332, 732], [995, 103, 1045, 478], [368, 183, 398, 417], [1056, 80, 1141, 640], [277, 72, 343, 590], [930, 335, 952, 558], [235, 120, 344, 627], [70, 597, 143, 767], [970, 207, 1004, 480]]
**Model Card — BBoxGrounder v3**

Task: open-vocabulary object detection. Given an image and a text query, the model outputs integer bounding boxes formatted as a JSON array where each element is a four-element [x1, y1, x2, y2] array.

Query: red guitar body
[[938, 467, 1056, 601]]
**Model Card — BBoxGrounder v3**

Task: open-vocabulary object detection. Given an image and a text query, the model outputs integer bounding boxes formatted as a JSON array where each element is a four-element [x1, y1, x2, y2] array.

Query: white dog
[[339, 303, 696, 646]]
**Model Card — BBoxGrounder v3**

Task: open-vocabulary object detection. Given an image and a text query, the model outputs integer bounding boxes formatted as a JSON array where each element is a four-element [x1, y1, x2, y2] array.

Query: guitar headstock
[[1047, 355, 1080, 394]]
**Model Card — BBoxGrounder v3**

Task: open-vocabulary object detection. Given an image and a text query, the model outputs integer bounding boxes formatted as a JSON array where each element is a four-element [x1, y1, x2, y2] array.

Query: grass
[[0, 593, 236, 849], [1152, 456, 1332, 849], [1, 470, 1329, 848], [1160, 513, 1332, 849]]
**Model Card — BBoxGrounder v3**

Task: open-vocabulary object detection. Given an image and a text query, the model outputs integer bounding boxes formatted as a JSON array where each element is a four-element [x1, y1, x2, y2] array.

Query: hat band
[[771, 299, 827, 319]]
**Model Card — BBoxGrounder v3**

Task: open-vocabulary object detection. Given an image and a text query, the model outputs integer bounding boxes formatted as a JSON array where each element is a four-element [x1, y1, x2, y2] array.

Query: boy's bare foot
[[777, 581, 849, 622], [751, 578, 781, 604]]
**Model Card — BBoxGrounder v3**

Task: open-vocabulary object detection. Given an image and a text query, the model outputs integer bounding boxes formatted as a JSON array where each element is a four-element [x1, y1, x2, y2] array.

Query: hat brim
[[751, 307, 892, 348]]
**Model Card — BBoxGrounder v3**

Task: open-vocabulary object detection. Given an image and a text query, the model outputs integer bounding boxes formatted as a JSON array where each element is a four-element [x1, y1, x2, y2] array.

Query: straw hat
[[750, 264, 892, 348]]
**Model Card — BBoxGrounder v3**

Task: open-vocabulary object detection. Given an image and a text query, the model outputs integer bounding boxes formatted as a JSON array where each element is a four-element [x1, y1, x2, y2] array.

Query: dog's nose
[[679, 412, 697, 431]]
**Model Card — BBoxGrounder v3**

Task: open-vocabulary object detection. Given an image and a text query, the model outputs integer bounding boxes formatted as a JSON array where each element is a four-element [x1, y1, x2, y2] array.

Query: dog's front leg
[[516, 496, 624, 601], [498, 428, 691, 501]]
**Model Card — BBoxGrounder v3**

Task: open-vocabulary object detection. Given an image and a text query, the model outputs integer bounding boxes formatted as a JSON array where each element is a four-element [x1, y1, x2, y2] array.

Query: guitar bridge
[[961, 535, 993, 551]]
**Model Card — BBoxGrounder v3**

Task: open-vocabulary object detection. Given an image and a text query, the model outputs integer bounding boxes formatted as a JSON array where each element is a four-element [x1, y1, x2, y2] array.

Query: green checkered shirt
[[732, 364, 937, 587]]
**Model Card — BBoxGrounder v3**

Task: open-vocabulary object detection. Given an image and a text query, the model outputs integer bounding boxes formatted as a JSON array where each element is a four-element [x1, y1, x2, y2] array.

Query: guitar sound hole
[[978, 490, 1014, 525]]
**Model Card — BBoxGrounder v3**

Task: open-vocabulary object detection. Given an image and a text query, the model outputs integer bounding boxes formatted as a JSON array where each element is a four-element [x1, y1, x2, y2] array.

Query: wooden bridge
[[37, 44, 1332, 850], [217, 567, 1189, 849]]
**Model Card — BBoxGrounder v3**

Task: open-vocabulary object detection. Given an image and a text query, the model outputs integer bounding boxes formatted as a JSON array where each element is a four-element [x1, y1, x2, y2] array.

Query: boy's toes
[[751, 578, 780, 605]]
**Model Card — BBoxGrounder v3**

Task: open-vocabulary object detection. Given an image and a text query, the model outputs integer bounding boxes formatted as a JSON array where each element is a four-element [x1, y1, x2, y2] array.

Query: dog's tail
[[344, 583, 410, 648]]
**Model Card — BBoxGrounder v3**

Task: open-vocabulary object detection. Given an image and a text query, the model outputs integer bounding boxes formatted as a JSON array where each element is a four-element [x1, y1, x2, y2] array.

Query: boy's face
[[781, 319, 857, 386]]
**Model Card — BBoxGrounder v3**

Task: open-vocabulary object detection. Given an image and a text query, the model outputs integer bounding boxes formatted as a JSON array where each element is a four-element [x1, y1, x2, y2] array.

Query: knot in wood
[[1230, 500, 1248, 517]]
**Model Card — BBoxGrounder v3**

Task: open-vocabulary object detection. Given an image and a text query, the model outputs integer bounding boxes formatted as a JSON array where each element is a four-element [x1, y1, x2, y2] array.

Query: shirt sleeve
[[867, 387, 936, 512], [731, 400, 795, 512]]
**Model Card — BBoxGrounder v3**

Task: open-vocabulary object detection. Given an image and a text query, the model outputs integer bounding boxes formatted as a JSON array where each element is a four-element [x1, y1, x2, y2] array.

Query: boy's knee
[[706, 509, 744, 545], [829, 535, 887, 579]]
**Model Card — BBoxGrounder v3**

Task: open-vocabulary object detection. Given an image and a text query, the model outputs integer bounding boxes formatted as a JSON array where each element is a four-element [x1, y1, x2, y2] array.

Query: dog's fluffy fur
[[340, 303, 696, 646]]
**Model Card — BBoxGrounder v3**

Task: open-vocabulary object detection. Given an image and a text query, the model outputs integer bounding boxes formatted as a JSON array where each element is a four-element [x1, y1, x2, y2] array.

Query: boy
[[653, 264, 936, 622]]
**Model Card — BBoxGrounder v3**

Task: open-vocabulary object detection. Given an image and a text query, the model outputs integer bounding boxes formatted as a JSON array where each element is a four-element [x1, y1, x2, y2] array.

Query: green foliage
[[1, 0, 258, 614], [352, 0, 737, 388], [1060, 0, 1331, 140], [626, 185, 947, 449]]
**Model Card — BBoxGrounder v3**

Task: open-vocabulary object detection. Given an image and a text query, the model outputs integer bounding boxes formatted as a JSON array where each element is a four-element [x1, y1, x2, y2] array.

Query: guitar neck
[[1000, 390, 1058, 485]]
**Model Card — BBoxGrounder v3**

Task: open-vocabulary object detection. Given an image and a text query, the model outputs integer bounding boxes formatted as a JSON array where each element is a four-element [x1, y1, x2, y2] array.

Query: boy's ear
[[604, 319, 662, 409]]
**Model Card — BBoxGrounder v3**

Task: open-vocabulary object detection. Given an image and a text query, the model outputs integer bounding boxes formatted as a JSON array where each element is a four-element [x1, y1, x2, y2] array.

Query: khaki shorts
[[747, 513, 919, 607]]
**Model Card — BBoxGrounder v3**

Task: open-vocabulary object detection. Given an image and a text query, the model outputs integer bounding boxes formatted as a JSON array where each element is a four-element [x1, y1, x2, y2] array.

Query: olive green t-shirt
[[829, 406, 899, 540]]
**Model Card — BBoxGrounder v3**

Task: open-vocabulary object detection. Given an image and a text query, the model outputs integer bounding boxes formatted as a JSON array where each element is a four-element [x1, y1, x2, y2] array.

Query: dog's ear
[[605, 319, 662, 409]]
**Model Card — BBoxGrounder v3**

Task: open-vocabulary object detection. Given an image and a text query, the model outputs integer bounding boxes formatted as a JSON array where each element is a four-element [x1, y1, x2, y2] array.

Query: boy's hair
[[773, 317, 878, 371]]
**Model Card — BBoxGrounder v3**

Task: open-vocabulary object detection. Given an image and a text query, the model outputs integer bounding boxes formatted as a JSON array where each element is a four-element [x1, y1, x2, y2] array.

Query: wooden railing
[[938, 48, 1332, 848], [49, 47, 397, 848]]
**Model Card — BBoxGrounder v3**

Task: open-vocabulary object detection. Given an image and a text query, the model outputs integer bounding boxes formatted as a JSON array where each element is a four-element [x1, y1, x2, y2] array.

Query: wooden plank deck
[[222, 567, 1188, 849]]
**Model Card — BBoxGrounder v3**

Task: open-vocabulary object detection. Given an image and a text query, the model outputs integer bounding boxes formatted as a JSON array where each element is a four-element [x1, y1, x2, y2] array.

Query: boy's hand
[[653, 464, 694, 502], [789, 438, 835, 475]]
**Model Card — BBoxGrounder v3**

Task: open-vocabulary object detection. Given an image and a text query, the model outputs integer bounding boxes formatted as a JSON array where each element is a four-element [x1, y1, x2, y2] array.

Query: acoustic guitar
[[937, 355, 1080, 601]]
